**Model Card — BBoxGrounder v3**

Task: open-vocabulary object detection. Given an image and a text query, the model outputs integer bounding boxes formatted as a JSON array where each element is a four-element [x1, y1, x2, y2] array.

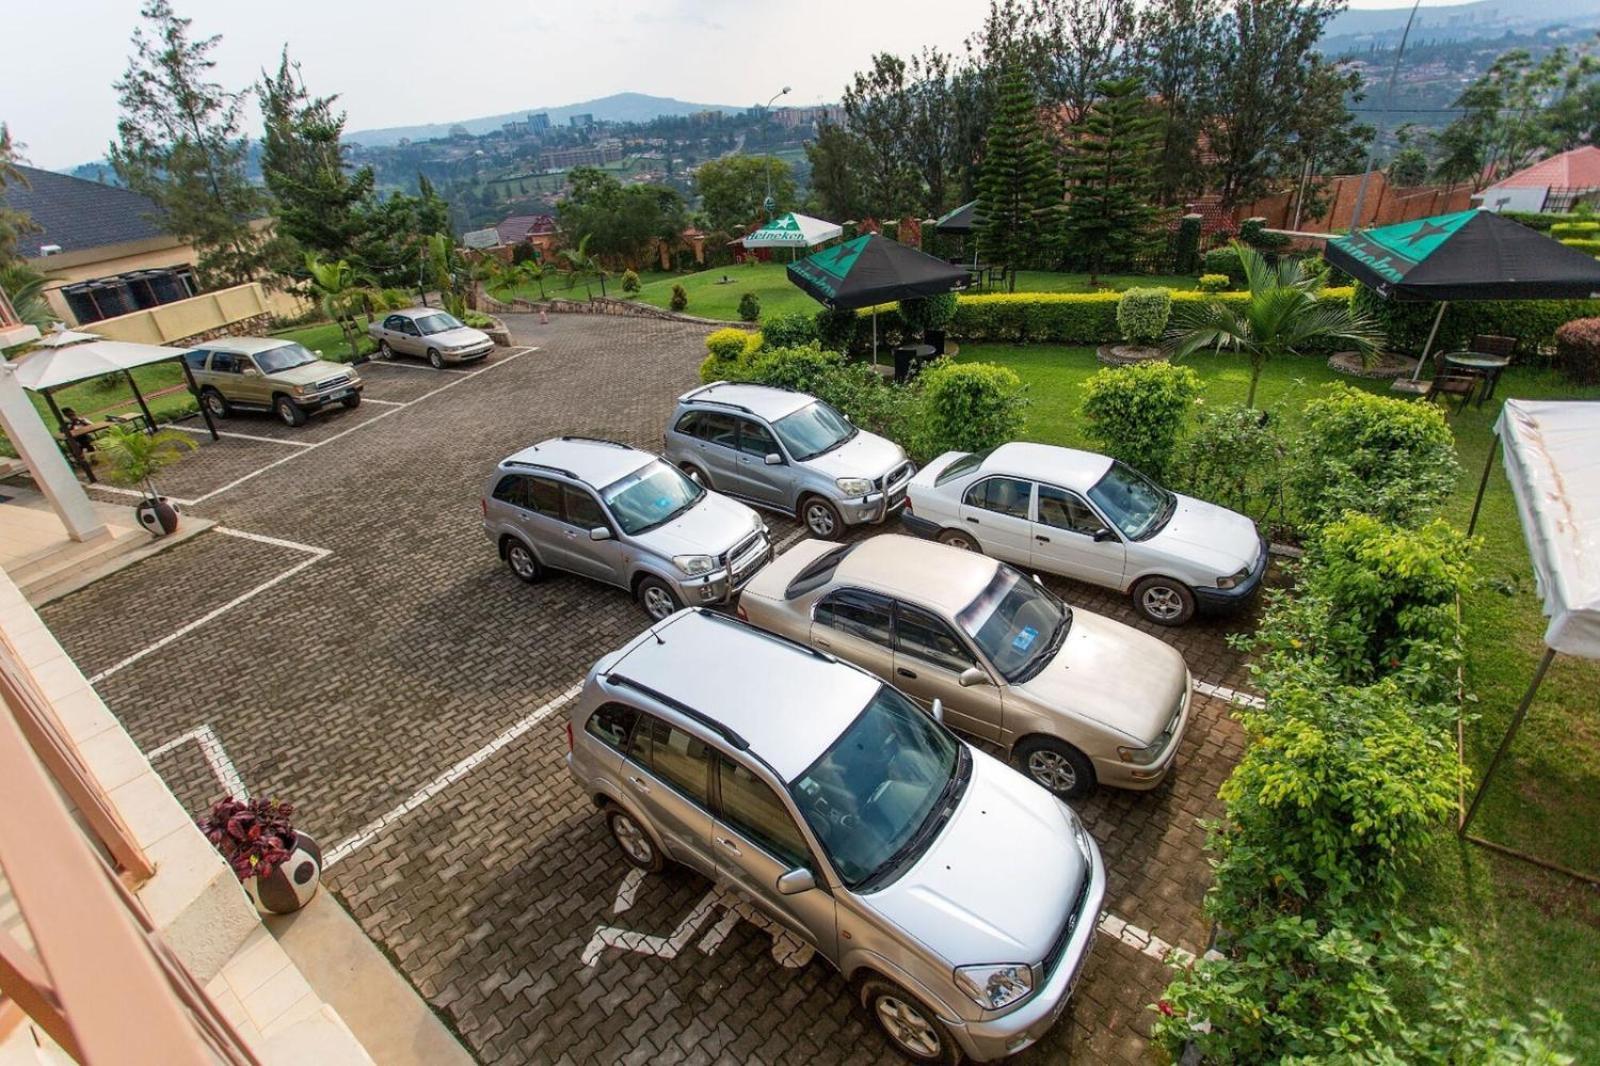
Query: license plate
[[324, 389, 349, 401]]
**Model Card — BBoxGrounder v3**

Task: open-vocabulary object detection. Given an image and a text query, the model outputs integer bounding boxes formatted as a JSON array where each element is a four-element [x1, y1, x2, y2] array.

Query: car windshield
[[255, 343, 319, 374], [791, 685, 966, 892], [601, 460, 705, 535], [414, 313, 464, 335], [1086, 461, 1175, 540], [772, 401, 856, 461], [956, 566, 1071, 683]]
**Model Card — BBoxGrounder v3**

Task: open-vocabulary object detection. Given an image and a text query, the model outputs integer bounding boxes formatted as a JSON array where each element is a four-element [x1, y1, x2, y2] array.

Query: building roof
[[2, 165, 170, 258], [494, 214, 557, 245], [1488, 146, 1600, 191]]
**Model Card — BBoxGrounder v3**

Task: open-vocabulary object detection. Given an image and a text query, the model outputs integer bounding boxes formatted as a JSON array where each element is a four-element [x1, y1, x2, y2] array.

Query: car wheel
[[201, 388, 230, 419], [636, 575, 682, 621], [606, 808, 663, 873], [341, 393, 361, 409], [936, 529, 978, 552], [802, 496, 842, 538], [1132, 576, 1196, 626], [859, 976, 962, 1065], [504, 540, 541, 583], [377, 340, 394, 360], [427, 347, 445, 369], [1014, 736, 1096, 800], [680, 463, 709, 488], [274, 395, 307, 427]]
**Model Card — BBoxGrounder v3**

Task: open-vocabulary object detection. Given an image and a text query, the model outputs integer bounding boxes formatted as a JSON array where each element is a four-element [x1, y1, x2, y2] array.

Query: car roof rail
[[604, 673, 751, 751], [559, 435, 631, 449], [502, 459, 578, 480], [689, 607, 835, 663]]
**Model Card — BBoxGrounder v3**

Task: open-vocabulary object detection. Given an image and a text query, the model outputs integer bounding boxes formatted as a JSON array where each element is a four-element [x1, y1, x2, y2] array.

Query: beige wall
[[88, 282, 304, 346]]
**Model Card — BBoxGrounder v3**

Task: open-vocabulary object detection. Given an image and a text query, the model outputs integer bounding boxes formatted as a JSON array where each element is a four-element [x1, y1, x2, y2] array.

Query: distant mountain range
[[343, 92, 742, 147], [1325, 0, 1600, 51]]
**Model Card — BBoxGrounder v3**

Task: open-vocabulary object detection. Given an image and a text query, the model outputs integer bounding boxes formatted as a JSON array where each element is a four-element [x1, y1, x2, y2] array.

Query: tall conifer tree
[[975, 67, 1060, 291]]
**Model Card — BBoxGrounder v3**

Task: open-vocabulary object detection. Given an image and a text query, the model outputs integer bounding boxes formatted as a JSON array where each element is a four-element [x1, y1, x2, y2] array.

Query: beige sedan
[[737, 534, 1192, 799]]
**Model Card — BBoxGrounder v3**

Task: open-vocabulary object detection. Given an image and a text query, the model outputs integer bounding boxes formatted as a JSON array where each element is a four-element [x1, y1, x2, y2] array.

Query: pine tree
[[975, 67, 1061, 291], [259, 48, 374, 265], [109, 1, 265, 287], [1060, 76, 1163, 284]]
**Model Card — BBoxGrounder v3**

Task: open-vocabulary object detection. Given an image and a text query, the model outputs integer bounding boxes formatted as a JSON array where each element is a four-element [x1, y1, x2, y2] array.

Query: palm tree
[[515, 259, 548, 301], [1166, 244, 1382, 408], [559, 234, 600, 300], [97, 423, 196, 500], [303, 253, 372, 361]]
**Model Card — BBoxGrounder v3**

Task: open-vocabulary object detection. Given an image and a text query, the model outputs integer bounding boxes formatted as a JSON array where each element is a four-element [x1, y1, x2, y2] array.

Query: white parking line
[[86, 482, 198, 507], [147, 724, 249, 801], [362, 360, 472, 374], [1193, 679, 1265, 709], [168, 424, 313, 448], [360, 397, 407, 407], [86, 527, 331, 685], [323, 679, 583, 868], [188, 348, 533, 504]]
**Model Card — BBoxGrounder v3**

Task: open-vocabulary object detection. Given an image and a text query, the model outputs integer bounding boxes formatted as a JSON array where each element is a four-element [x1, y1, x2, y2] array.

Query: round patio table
[[1443, 351, 1512, 408]]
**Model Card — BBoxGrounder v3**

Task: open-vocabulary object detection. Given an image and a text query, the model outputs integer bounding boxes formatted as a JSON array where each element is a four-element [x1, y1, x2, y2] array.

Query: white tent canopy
[[12, 337, 191, 392], [740, 212, 843, 248], [1495, 399, 1600, 658]]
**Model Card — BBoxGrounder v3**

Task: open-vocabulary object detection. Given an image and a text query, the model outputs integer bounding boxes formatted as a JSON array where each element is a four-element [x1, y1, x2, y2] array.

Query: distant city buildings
[[569, 113, 594, 128], [530, 112, 551, 132], [504, 112, 555, 139], [539, 143, 623, 170], [772, 104, 844, 129]]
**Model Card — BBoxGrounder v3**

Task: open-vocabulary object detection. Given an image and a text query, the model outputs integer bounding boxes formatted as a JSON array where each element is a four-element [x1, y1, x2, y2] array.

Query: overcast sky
[[6, 0, 1463, 170]]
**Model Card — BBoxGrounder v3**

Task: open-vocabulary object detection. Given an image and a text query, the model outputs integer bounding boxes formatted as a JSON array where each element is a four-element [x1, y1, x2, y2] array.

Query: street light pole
[[763, 86, 791, 219]]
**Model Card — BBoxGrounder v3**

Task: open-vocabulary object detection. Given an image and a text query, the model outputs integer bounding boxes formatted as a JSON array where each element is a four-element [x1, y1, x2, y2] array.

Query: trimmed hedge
[[1351, 283, 1600, 356], [949, 288, 1355, 344], [1499, 210, 1581, 233], [1554, 317, 1600, 385], [1547, 220, 1600, 239], [1557, 237, 1600, 256]]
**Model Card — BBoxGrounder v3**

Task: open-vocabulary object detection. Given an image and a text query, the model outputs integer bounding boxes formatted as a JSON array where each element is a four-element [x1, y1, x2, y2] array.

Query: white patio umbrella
[[740, 212, 844, 249]]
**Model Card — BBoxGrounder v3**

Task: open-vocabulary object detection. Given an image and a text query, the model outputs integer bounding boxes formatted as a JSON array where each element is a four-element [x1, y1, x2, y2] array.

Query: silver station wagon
[[568, 609, 1105, 1063], [663, 382, 915, 539], [482, 437, 771, 619]]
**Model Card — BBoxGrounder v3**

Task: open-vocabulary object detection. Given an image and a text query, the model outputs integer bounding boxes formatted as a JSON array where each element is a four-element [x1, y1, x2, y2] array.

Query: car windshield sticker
[[655, 497, 672, 510], [1012, 626, 1037, 651]]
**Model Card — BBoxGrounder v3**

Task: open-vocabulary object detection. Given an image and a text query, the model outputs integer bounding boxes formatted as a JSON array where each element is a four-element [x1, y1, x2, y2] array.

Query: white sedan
[[901, 442, 1266, 625]]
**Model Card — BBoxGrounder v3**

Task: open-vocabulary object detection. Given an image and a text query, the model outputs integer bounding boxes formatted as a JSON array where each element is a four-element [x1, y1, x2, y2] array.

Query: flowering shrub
[[1115, 287, 1172, 345], [1080, 361, 1201, 481], [197, 796, 299, 882]]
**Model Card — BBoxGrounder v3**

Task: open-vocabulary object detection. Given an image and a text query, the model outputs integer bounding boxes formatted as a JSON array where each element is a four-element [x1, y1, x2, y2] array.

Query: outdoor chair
[[1471, 334, 1517, 359], [1424, 350, 1481, 413]]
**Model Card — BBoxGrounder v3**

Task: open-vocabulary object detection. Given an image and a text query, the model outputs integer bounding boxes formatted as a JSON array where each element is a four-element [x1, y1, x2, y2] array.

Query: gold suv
[[185, 338, 363, 427]]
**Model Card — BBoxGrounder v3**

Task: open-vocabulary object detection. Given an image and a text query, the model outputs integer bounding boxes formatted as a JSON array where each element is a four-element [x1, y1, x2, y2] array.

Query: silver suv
[[568, 608, 1105, 1063], [663, 382, 915, 539], [482, 437, 771, 620]]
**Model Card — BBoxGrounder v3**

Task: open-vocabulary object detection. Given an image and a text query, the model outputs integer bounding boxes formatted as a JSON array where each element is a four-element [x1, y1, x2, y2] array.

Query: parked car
[[482, 436, 771, 620], [569, 608, 1105, 1063], [662, 382, 915, 539], [902, 443, 1266, 626], [738, 535, 1191, 799], [368, 307, 493, 368], [183, 338, 362, 427]]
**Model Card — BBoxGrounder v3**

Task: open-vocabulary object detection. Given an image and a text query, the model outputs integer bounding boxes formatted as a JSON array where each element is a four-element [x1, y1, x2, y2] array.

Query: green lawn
[[493, 262, 1201, 322], [957, 343, 1600, 1057]]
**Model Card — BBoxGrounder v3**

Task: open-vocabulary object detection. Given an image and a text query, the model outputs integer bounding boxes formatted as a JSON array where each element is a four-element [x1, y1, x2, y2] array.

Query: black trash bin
[[894, 345, 915, 384], [926, 329, 946, 356]]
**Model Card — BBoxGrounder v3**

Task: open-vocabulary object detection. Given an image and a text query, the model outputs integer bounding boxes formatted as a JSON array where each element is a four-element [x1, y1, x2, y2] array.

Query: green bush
[[1557, 237, 1600, 255], [946, 288, 1355, 345], [1290, 383, 1459, 529], [1115, 287, 1172, 345], [759, 310, 817, 349], [705, 327, 754, 362], [1080, 361, 1201, 481], [1204, 246, 1246, 283], [737, 292, 761, 322], [620, 269, 641, 294], [916, 361, 1028, 458], [1351, 282, 1600, 356], [669, 284, 688, 312], [1175, 402, 1290, 529], [814, 307, 859, 352], [1548, 220, 1600, 239], [1554, 317, 1600, 385], [1500, 210, 1580, 233], [725, 344, 920, 447], [897, 292, 960, 335], [1197, 273, 1231, 293], [1174, 214, 1202, 274]]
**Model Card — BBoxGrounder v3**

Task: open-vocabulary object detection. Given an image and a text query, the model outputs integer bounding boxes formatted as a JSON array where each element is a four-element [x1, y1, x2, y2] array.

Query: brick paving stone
[[35, 313, 1257, 1064]]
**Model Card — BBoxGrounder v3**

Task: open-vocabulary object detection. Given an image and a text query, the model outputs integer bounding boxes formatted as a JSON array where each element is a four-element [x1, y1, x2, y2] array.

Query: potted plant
[[197, 796, 323, 915], [96, 423, 197, 535]]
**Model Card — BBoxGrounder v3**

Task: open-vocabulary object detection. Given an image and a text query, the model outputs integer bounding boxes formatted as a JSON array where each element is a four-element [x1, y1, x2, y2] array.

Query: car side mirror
[[776, 867, 816, 895], [1093, 528, 1117, 543], [930, 697, 944, 724], [589, 526, 612, 541], [763, 452, 783, 466], [958, 666, 990, 688]]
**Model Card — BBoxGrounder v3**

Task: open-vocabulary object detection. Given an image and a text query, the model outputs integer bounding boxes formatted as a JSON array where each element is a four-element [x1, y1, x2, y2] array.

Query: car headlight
[[836, 477, 872, 498], [1117, 738, 1165, 765], [954, 964, 1034, 1011], [673, 554, 714, 576], [1216, 564, 1252, 589], [1072, 817, 1094, 863]]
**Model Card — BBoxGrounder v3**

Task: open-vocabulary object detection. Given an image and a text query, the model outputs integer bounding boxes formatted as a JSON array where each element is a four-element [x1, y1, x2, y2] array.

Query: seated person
[[61, 407, 96, 453]]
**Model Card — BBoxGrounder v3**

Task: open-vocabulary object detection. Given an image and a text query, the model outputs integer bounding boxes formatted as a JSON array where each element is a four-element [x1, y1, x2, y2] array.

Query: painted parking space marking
[[323, 677, 583, 869], [360, 397, 407, 407], [85, 482, 198, 507], [581, 869, 814, 970], [147, 724, 249, 801], [86, 527, 331, 685], [1098, 912, 1221, 967], [168, 424, 314, 448], [1193, 679, 1265, 709]]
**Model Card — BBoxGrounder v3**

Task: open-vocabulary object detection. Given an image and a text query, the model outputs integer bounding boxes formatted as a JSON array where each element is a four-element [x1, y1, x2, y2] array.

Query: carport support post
[[178, 358, 218, 440], [123, 370, 155, 431], [1460, 646, 1558, 836], [1468, 436, 1497, 536], [0, 362, 108, 541]]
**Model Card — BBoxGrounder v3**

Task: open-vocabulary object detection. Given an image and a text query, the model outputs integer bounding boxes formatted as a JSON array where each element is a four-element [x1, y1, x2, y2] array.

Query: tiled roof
[[1489, 146, 1600, 191], [494, 214, 557, 244], [1, 165, 171, 257]]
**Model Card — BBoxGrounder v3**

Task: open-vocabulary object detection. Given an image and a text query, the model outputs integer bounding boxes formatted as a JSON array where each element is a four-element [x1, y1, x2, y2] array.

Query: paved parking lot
[[34, 313, 1260, 1064]]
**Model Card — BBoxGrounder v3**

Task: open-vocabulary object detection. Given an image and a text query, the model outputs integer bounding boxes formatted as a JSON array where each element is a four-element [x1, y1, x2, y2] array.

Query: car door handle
[[628, 776, 650, 793], [1035, 535, 1050, 543], [897, 667, 918, 679], [715, 836, 742, 856], [966, 517, 980, 525], [813, 636, 832, 649]]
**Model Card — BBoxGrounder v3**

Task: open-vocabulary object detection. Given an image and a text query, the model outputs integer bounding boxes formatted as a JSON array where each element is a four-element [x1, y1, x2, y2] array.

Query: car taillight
[[904, 497, 914, 514], [565, 721, 574, 752], [480, 498, 487, 517]]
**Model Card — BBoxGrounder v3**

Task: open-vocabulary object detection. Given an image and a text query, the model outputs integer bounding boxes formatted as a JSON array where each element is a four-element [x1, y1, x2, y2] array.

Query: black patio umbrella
[[1324, 209, 1600, 381], [786, 234, 969, 311], [934, 200, 983, 235]]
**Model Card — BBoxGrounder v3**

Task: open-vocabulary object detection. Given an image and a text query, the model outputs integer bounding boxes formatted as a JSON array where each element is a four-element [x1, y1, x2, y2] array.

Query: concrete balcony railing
[[0, 285, 42, 352], [85, 282, 274, 347]]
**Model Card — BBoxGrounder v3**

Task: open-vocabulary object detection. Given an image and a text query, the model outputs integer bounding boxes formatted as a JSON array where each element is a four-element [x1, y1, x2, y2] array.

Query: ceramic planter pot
[[243, 831, 323, 915], [134, 495, 180, 536]]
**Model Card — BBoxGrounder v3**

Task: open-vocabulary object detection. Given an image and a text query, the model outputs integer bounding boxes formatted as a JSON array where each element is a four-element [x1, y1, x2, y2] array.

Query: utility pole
[[763, 86, 791, 219]]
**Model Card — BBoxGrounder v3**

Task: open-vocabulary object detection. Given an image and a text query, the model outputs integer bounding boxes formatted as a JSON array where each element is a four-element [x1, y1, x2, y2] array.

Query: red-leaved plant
[[197, 797, 298, 882]]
